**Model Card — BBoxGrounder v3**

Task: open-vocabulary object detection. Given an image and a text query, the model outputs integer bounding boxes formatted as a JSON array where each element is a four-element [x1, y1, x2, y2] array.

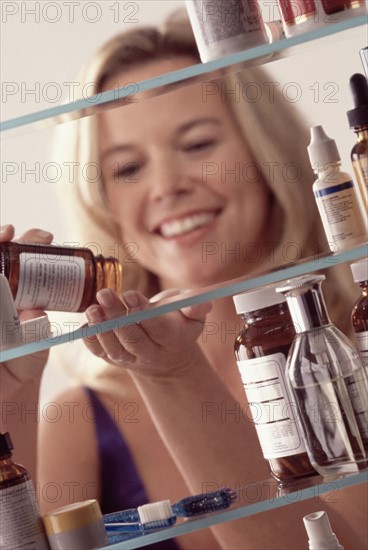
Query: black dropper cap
[[0, 432, 14, 458], [347, 73, 368, 129]]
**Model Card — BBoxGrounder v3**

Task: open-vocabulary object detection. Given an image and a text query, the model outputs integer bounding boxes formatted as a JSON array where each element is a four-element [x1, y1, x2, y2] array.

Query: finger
[[149, 288, 182, 303], [0, 224, 15, 242], [83, 329, 109, 361], [85, 302, 136, 364], [180, 301, 212, 322], [16, 228, 54, 244], [96, 290, 158, 359]]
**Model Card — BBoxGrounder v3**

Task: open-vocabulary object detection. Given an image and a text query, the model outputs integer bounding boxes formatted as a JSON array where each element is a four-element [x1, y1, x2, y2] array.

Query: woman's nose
[[149, 158, 195, 201]]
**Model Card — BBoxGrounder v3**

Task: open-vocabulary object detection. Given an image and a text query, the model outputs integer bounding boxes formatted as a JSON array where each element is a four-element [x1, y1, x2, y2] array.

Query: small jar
[[43, 500, 108, 550], [0, 242, 123, 312], [233, 284, 317, 482], [351, 258, 368, 368]]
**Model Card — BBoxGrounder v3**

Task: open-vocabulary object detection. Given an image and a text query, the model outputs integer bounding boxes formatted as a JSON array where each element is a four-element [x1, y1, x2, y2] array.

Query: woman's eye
[[184, 140, 215, 152], [109, 162, 141, 182]]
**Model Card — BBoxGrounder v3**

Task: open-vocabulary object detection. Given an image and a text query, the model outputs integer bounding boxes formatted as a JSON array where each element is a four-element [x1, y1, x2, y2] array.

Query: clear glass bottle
[[347, 73, 368, 213], [233, 285, 317, 482], [276, 274, 368, 476], [351, 258, 368, 369], [0, 432, 50, 549], [0, 242, 123, 312]]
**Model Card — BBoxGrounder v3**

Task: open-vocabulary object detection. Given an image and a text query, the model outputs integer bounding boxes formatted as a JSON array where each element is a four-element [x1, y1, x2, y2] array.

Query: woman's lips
[[157, 211, 219, 239]]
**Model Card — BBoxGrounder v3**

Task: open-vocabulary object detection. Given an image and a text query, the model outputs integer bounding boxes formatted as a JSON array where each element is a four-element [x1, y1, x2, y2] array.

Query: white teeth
[[160, 212, 216, 238]]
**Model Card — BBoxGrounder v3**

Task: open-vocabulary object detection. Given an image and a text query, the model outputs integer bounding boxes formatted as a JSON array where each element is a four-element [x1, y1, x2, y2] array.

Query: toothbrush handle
[[103, 508, 139, 523]]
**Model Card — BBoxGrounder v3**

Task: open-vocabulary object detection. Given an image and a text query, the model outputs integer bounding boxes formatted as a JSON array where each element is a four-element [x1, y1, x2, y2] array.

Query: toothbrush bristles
[[137, 500, 176, 529]]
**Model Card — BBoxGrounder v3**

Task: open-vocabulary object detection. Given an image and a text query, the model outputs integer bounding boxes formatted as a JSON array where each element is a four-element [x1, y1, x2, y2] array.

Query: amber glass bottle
[[351, 258, 368, 368], [347, 73, 368, 213], [0, 242, 123, 312], [0, 432, 50, 549], [233, 285, 317, 482]]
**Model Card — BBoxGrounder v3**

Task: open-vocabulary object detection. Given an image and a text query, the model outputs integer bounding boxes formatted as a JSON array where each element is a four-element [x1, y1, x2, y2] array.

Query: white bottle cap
[[303, 511, 344, 550], [233, 284, 286, 315], [307, 125, 341, 169], [350, 257, 368, 283], [0, 274, 22, 349]]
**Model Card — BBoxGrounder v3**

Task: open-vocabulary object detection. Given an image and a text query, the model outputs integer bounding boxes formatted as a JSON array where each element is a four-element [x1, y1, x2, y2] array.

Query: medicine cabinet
[[1, 5, 367, 549]]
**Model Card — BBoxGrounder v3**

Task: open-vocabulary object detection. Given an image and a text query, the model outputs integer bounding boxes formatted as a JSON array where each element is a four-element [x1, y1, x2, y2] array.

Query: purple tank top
[[85, 387, 180, 550]]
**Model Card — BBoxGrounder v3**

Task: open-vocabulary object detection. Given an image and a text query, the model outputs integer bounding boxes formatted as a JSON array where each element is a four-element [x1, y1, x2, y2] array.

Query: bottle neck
[[0, 453, 12, 463], [95, 256, 123, 295], [313, 161, 341, 178], [358, 281, 368, 295], [354, 125, 368, 141], [240, 302, 289, 325], [285, 283, 330, 333]]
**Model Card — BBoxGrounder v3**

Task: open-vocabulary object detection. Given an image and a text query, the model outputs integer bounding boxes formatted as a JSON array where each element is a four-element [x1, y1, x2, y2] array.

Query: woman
[[1, 10, 366, 550]]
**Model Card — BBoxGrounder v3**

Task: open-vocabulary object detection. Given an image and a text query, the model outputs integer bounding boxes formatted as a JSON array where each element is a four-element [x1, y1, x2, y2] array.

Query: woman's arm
[[0, 225, 52, 481]]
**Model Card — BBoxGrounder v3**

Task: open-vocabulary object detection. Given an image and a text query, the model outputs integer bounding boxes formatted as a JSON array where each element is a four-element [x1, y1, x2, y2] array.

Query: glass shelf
[[0, 13, 366, 137], [1, 242, 366, 362], [100, 469, 368, 549]]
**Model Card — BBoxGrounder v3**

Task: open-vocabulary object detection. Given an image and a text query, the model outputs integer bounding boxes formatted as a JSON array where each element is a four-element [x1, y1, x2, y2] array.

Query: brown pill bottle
[[0, 242, 123, 312], [351, 258, 368, 368], [0, 432, 50, 549], [233, 284, 317, 482]]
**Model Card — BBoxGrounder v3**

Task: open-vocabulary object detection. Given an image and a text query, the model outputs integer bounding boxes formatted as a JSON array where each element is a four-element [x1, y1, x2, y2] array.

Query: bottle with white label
[[307, 125, 367, 252], [276, 274, 368, 476], [351, 258, 368, 369], [185, 0, 269, 63], [233, 284, 317, 482], [0, 242, 123, 312], [0, 432, 50, 550]]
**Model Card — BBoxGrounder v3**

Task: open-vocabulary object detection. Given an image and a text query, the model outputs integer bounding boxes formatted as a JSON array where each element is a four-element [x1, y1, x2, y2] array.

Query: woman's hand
[[0, 224, 52, 392], [84, 288, 212, 378]]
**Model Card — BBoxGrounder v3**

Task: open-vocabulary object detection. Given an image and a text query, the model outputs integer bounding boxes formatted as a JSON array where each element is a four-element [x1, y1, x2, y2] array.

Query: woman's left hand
[[83, 289, 211, 378]]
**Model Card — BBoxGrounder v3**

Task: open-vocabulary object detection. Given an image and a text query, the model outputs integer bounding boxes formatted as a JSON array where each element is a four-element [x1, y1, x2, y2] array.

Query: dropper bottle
[[347, 73, 368, 213], [307, 125, 367, 252], [276, 274, 368, 476]]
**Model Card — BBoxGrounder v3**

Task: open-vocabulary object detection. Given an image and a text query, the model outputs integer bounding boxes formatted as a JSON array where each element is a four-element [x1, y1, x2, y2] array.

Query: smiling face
[[99, 57, 273, 289]]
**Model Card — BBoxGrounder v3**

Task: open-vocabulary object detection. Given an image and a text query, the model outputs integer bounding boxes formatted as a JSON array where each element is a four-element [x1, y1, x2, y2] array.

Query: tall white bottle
[[307, 125, 367, 252]]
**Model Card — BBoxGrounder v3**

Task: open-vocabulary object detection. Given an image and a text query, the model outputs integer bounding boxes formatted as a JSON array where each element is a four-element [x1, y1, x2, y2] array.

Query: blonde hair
[[56, 9, 359, 337]]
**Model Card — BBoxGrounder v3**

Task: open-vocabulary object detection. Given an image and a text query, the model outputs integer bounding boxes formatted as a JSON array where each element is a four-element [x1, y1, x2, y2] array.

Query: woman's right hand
[[0, 224, 53, 396]]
